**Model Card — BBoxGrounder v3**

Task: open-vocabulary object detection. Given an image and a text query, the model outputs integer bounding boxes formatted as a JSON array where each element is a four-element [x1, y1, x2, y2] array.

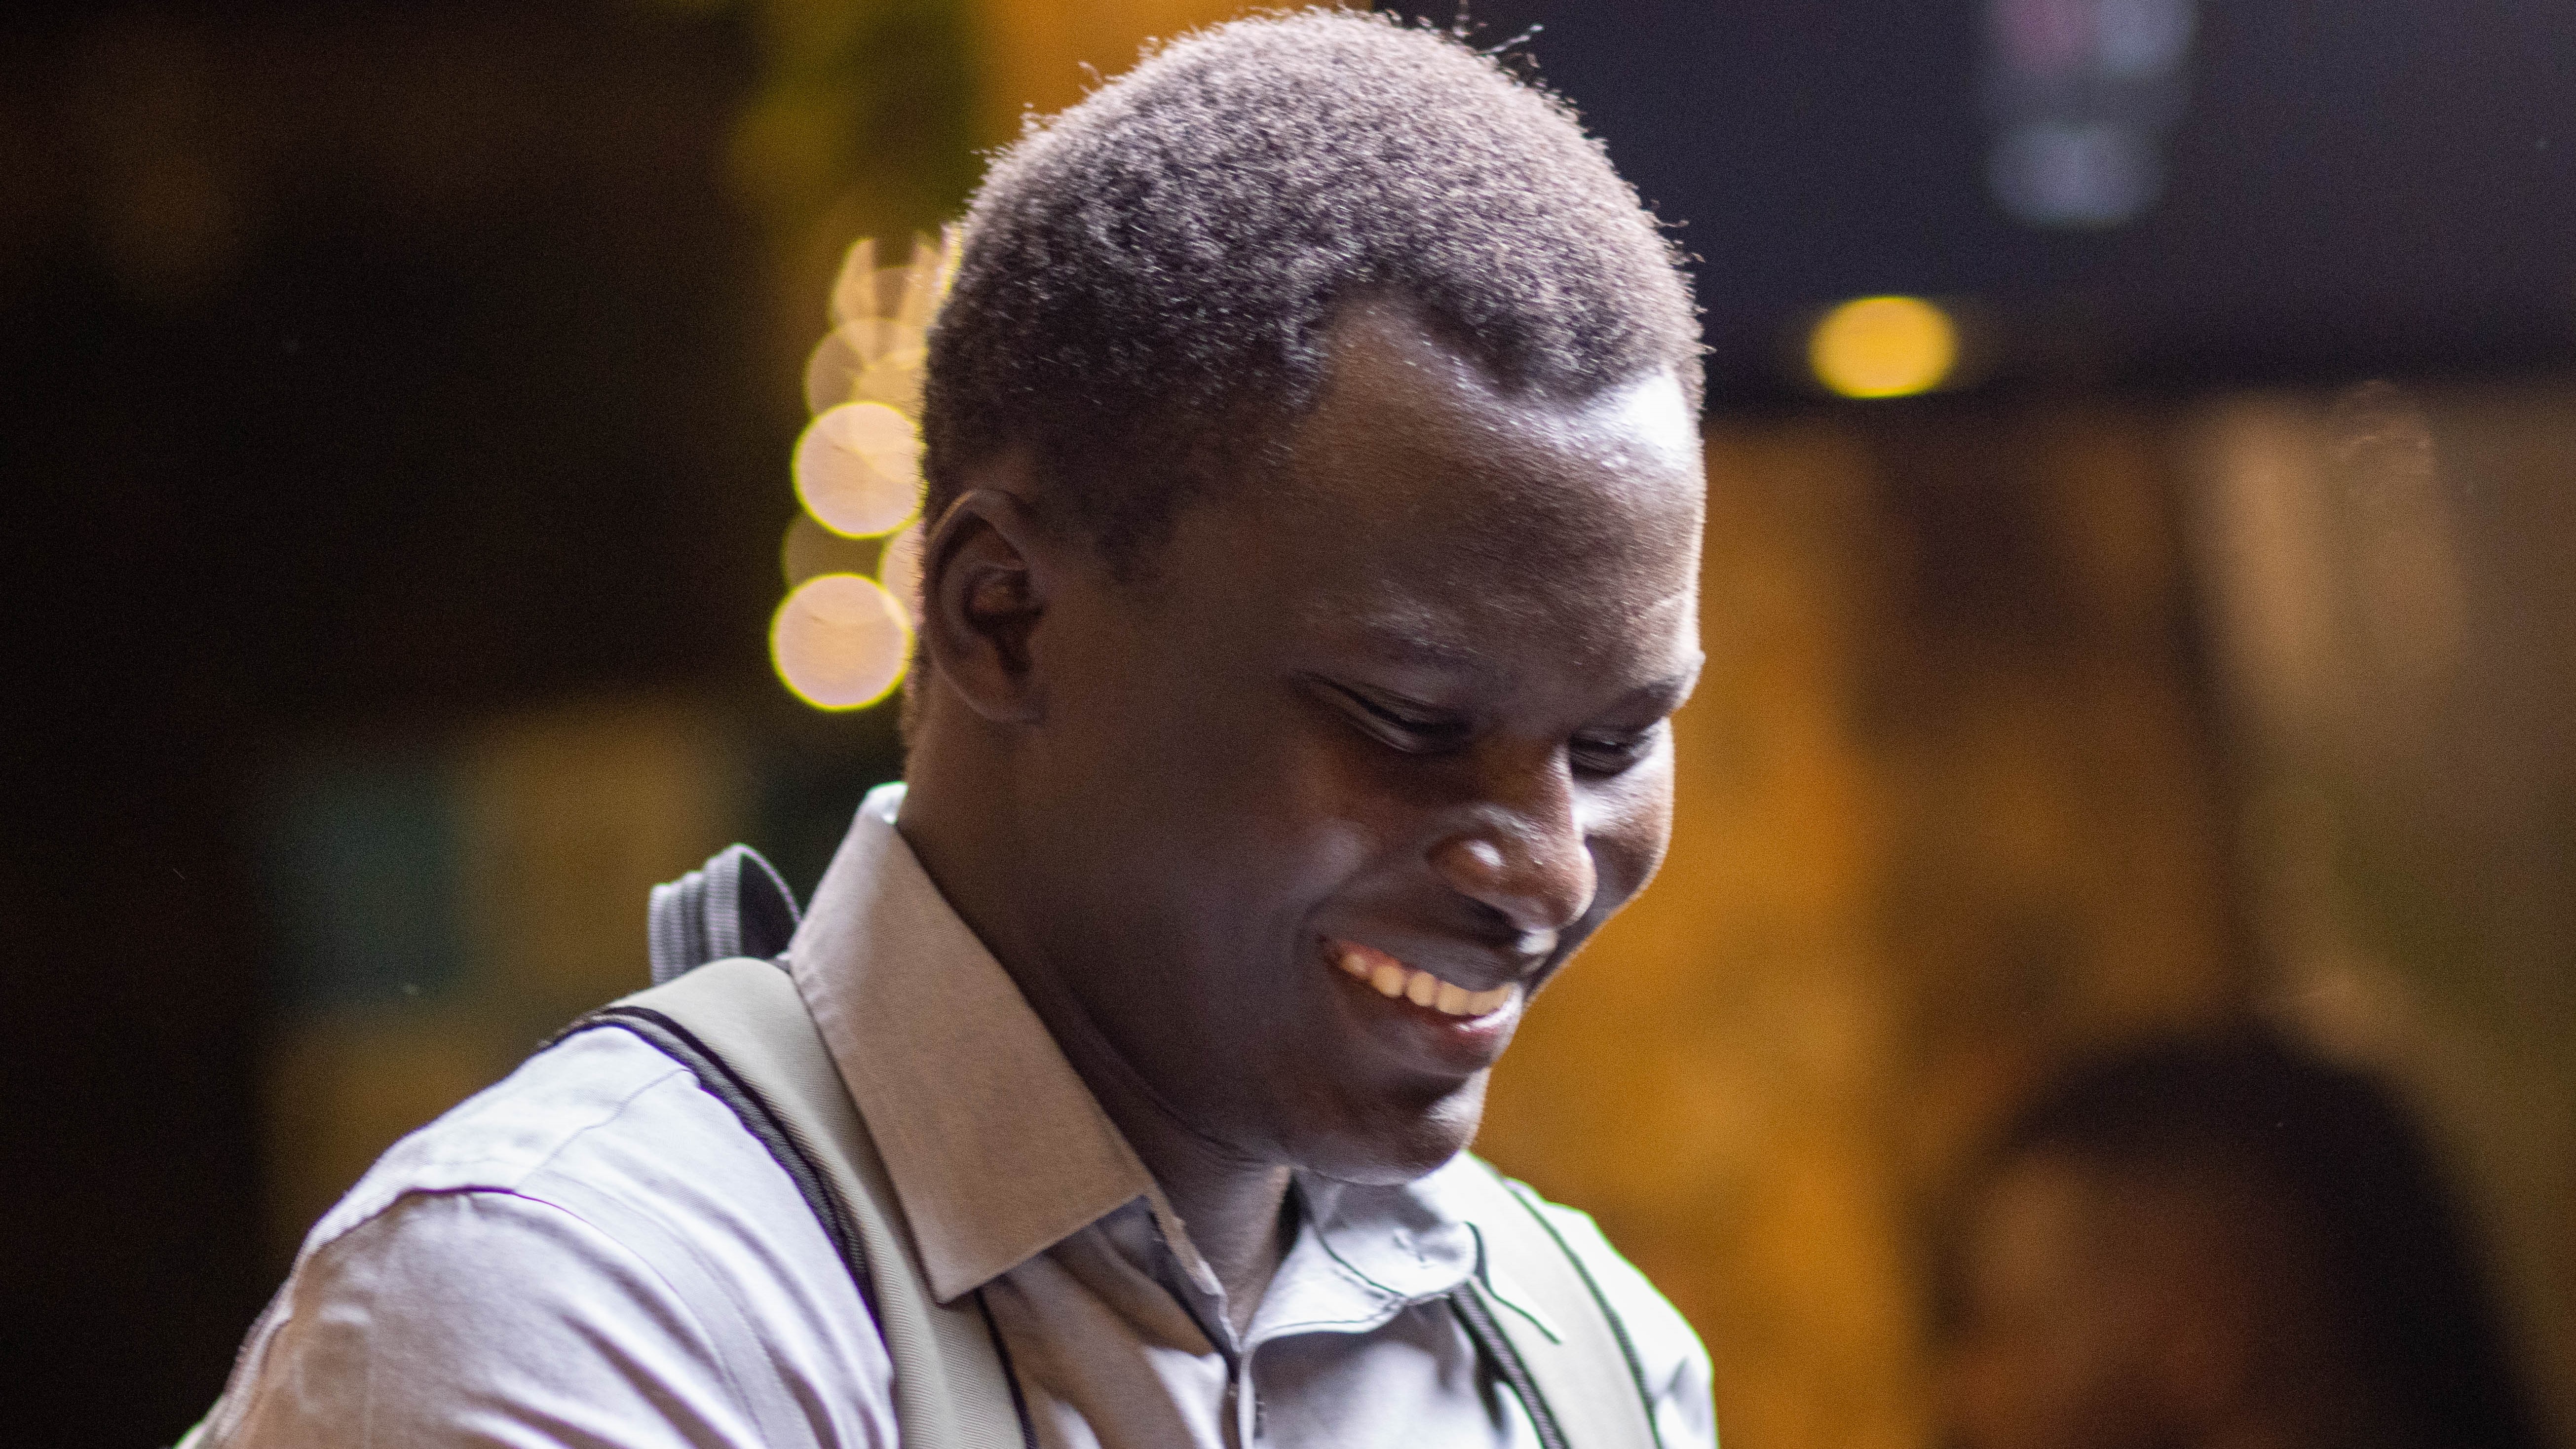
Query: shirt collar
[[1256, 1156, 1561, 1344], [785, 783, 1157, 1304]]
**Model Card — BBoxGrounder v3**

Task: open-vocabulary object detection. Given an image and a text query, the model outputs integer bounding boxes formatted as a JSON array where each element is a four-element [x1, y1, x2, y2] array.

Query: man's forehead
[[1302, 308, 1702, 478], [1262, 341, 1700, 591], [1139, 305, 1704, 678], [1267, 458, 1704, 632], [1336, 612, 1485, 672], [1292, 580, 1702, 700]]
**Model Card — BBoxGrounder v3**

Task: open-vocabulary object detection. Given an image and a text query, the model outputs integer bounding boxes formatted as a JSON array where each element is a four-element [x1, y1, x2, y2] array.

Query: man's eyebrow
[[1342, 624, 1703, 709], [1617, 663, 1702, 715], [1346, 618, 1487, 673]]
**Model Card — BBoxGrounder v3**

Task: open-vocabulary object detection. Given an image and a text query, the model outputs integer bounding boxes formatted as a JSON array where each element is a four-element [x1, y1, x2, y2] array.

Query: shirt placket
[[1126, 1199, 1260, 1449], [1213, 1296, 1272, 1447], [1228, 1352, 1257, 1448], [1242, 1332, 1314, 1448]]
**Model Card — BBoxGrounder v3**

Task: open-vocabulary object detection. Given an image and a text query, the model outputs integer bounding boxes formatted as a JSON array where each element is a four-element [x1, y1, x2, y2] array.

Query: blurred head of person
[[1941, 1032, 2544, 1449]]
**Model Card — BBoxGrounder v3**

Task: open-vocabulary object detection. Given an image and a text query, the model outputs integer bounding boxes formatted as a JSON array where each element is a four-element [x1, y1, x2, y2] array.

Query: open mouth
[[1326, 938, 1517, 1019]]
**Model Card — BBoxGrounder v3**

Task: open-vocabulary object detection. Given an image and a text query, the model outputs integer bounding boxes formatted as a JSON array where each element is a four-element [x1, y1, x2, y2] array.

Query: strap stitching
[[554, 1006, 878, 1323], [1452, 1282, 1571, 1449], [972, 1289, 1040, 1449], [1498, 1174, 1667, 1449]]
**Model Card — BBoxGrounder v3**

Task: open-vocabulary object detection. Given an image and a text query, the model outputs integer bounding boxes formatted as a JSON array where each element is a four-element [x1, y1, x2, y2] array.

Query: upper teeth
[[1332, 941, 1516, 1018]]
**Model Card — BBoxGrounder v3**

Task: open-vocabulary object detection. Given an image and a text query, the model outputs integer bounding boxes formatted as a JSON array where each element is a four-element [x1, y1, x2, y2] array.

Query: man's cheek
[[1247, 733, 1392, 864], [1588, 790, 1675, 911]]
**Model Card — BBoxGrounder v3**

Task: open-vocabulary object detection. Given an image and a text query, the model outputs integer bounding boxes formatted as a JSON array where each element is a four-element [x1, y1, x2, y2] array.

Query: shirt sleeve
[[1533, 1201, 1720, 1449], [197, 1188, 897, 1449]]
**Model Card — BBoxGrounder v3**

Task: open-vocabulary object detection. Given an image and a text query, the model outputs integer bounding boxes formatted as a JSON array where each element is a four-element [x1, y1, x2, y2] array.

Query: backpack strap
[[1452, 1160, 1667, 1449], [646, 844, 801, 986], [561, 957, 1035, 1449]]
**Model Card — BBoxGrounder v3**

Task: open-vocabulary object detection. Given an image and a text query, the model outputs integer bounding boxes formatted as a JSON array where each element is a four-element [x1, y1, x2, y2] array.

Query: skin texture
[[897, 303, 1705, 1334]]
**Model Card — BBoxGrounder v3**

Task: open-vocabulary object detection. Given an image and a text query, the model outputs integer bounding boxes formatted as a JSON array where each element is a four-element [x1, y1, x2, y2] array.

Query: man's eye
[[1570, 728, 1654, 775], [1339, 687, 1469, 751]]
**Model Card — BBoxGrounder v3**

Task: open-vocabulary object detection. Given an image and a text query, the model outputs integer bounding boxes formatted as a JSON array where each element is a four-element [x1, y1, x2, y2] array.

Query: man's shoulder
[[298, 1024, 816, 1267], [299, 1027, 682, 1249], [202, 1026, 897, 1449]]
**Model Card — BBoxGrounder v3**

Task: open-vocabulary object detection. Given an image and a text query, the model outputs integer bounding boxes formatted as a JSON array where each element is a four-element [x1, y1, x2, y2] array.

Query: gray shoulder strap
[[647, 844, 802, 985], [581, 957, 1033, 1449], [1455, 1160, 1667, 1449]]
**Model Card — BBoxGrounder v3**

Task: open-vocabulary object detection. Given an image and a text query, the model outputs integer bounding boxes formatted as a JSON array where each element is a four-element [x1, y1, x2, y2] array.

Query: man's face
[[1012, 305, 1704, 1182]]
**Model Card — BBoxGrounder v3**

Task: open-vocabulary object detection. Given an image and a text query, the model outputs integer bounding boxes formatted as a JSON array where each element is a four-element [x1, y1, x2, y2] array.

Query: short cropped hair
[[919, 7, 1701, 572]]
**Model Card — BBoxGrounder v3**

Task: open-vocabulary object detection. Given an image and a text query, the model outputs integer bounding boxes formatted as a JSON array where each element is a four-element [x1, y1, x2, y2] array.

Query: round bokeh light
[[794, 401, 923, 537], [771, 572, 913, 710], [1809, 296, 1958, 399]]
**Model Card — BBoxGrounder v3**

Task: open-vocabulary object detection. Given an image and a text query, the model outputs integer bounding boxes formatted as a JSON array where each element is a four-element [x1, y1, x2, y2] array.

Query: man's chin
[[1294, 1080, 1486, 1185]]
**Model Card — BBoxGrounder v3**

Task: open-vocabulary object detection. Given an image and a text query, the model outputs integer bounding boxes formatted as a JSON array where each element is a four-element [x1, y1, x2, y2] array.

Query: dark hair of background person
[[1981, 1033, 2548, 1449], [918, 6, 1703, 577]]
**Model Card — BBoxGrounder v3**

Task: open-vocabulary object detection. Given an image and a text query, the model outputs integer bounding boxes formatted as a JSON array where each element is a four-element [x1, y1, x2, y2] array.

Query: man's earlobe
[[918, 489, 1049, 725]]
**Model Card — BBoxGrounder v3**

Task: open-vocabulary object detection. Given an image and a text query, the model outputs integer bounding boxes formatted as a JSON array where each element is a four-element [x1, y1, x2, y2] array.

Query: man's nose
[[1426, 754, 1597, 942]]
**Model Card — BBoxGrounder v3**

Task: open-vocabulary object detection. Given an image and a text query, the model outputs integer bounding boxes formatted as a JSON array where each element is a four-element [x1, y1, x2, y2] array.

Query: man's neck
[[894, 755, 1294, 1341], [1104, 1076, 1297, 1344], [978, 933, 1298, 1340]]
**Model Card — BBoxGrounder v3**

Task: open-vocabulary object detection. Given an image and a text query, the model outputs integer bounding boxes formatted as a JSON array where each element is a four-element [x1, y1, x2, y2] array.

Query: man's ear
[[917, 486, 1051, 725]]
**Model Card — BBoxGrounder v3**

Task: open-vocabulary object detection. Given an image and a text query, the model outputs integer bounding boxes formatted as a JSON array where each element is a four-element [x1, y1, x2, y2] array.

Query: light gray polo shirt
[[195, 785, 1716, 1449]]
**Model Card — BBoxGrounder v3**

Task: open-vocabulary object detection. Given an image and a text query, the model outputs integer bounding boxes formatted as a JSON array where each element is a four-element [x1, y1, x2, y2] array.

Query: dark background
[[6, 2, 2572, 1443], [3, 3, 795, 1436], [1391, 0, 2576, 392]]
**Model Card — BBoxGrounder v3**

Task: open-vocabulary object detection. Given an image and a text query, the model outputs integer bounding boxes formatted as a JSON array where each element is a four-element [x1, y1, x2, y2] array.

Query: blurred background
[[4, 1, 2570, 1445]]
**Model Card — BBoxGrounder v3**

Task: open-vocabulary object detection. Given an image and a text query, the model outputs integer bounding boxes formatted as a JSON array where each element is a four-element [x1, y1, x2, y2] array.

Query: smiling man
[[193, 11, 1714, 1448]]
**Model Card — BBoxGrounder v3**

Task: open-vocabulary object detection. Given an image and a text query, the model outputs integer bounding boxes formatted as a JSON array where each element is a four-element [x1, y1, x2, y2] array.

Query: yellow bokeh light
[[794, 401, 922, 537], [801, 328, 865, 417], [769, 230, 958, 711], [771, 572, 913, 710], [804, 322, 929, 416], [853, 344, 928, 417], [1809, 296, 1958, 398]]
